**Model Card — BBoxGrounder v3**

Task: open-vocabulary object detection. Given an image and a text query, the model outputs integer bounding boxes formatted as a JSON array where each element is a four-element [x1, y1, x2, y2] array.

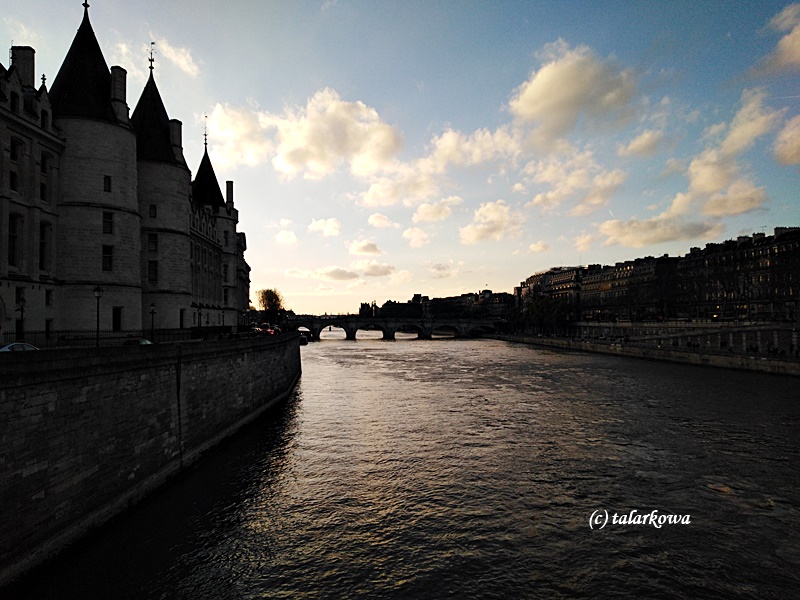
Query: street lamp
[[94, 286, 103, 347], [149, 303, 156, 341]]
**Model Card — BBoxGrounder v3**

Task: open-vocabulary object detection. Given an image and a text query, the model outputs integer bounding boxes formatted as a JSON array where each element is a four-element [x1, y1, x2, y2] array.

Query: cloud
[[718, 89, 782, 156], [351, 259, 395, 277], [617, 129, 664, 157], [509, 40, 637, 148], [412, 196, 463, 222], [3, 18, 43, 47], [419, 127, 520, 173], [774, 114, 800, 164], [360, 170, 440, 207], [346, 240, 383, 255], [367, 213, 400, 228], [152, 36, 200, 77], [307, 217, 342, 237], [702, 179, 767, 216], [391, 269, 414, 284], [402, 227, 430, 248], [525, 149, 625, 215], [270, 88, 403, 179], [275, 230, 298, 244], [761, 4, 800, 73], [208, 103, 275, 168], [427, 261, 461, 279], [528, 241, 550, 253], [598, 216, 723, 248], [286, 266, 359, 281], [459, 200, 523, 244]]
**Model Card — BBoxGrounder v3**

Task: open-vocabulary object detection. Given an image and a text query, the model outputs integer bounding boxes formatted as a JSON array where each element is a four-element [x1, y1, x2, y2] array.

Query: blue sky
[[5, 1, 800, 314]]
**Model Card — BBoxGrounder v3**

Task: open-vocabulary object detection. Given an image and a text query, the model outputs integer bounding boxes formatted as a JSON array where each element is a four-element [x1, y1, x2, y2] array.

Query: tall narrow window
[[224, 230, 229, 247], [8, 215, 21, 267], [149, 204, 157, 218], [112, 307, 123, 332], [40, 183, 48, 202], [147, 233, 158, 252], [103, 212, 114, 234], [41, 153, 51, 174], [9, 171, 19, 192], [223, 264, 229, 282], [39, 222, 52, 271], [10, 92, 19, 113], [102, 245, 114, 271], [147, 260, 158, 284], [103, 175, 112, 192], [40, 110, 50, 130], [10, 138, 23, 162]]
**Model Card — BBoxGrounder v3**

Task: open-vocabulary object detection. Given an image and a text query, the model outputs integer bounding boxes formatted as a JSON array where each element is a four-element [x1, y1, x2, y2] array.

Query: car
[[0, 342, 39, 351], [122, 338, 154, 346]]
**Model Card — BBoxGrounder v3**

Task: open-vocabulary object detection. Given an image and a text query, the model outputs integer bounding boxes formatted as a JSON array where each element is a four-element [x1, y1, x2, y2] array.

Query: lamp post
[[149, 303, 156, 341], [94, 286, 103, 347]]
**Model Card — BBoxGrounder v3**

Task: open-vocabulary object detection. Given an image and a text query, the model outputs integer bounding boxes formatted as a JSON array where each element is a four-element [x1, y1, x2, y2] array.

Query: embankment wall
[[0, 334, 301, 586], [496, 334, 799, 376]]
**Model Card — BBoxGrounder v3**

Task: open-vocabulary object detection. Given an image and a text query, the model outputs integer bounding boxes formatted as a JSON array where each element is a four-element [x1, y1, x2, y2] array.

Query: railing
[[1, 326, 238, 348]]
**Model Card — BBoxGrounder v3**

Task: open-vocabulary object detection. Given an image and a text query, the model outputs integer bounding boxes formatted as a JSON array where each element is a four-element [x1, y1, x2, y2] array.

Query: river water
[[6, 332, 800, 599]]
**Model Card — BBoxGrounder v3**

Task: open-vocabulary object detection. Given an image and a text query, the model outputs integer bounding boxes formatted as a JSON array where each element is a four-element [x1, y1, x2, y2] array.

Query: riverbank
[[0, 334, 302, 588], [493, 333, 800, 376]]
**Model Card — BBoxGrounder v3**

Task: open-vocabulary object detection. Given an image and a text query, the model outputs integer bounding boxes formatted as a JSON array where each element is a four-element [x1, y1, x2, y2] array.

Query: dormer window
[[10, 92, 19, 113]]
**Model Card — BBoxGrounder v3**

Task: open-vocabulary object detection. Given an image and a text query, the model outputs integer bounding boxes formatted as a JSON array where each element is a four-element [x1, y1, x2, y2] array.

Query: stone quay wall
[[0, 334, 301, 586]]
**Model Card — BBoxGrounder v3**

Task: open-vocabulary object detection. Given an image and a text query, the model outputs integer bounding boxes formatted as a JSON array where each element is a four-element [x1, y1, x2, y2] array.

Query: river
[[6, 331, 800, 599]]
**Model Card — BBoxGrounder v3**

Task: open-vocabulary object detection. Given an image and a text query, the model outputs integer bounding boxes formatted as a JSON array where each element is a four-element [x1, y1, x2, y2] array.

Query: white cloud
[[528, 241, 550, 253], [367, 213, 400, 228], [427, 261, 461, 279], [286, 266, 359, 281], [391, 270, 414, 284], [3, 18, 43, 47], [307, 217, 342, 237], [270, 88, 403, 179], [702, 179, 767, 216], [617, 129, 664, 157], [361, 170, 440, 207], [718, 89, 782, 157], [402, 227, 430, 248], [525, 149, 625, 215], [598, 216, 723, 248], [762, 4, 800, 73], [412, 196, 463, 222], [509, 40, 637, 148], [208, 103, 274, 168], [574, 233, 596, 252], [351, 259, 395, 277], [152, 36, 200, 77], [346, 240, 383, 255], [460, 200, 523, 244], [275, 230, 298, 244], [774, 114, 800, 164], [419, 127, 520, 173]]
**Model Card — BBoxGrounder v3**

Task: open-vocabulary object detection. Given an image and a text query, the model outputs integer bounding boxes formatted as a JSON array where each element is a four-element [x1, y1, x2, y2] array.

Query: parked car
[[0, 342, 39, 351], [122, 338, 153, 346]]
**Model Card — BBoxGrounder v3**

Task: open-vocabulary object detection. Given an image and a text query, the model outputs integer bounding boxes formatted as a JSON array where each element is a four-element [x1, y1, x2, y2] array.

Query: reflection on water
[[7, 333, 800, 599]]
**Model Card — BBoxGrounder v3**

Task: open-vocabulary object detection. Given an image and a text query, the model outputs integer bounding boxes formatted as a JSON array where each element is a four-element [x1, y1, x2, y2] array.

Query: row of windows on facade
[[7, 216, 52, 270], [6, 92, 51, 129]]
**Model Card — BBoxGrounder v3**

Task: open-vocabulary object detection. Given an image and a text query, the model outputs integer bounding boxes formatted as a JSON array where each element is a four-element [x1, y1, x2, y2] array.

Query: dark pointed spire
[[49, 5, 116, 121], [131, 70, 182, 164], [192, 144, 226, 210]]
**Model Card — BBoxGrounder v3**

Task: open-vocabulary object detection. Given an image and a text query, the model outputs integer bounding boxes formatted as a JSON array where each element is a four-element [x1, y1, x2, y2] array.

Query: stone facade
[[0, 6, 250, 344]]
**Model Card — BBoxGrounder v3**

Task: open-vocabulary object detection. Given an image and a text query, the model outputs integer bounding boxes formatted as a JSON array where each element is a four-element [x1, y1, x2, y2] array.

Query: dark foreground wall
[[0, 334, 301, 586]]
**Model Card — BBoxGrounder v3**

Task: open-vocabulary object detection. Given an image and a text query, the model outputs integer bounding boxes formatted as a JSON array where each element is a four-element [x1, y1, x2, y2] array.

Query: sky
[[4, 1, 800, 315]]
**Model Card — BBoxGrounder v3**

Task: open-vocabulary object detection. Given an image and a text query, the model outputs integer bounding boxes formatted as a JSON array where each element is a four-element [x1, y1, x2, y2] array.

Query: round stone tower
[[131, 67, 192, 332], [49, 5, 141, 332]]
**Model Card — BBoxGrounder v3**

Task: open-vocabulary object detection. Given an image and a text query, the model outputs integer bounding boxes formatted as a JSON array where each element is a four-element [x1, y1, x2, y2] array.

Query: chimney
[[110, 66, 130, 123], [226, 181, 234, 210], [169, 119, 186, 164], [11, 46, 36, 89]]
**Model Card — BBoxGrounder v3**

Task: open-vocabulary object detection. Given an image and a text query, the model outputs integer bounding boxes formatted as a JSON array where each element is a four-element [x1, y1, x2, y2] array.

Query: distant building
[[1, 5, 250, 344], [516, 228, 799, 325]]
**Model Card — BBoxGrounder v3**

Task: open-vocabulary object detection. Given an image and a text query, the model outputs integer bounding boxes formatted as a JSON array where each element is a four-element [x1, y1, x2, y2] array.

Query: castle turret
[[50, 5, 141, 332], [131, 67, 192, 332]]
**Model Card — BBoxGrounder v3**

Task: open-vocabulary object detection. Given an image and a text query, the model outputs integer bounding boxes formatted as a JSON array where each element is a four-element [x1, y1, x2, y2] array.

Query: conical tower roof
[[132, 71, 182, 164], [192, 146, 226, 209], [49, 6, 116, 122]]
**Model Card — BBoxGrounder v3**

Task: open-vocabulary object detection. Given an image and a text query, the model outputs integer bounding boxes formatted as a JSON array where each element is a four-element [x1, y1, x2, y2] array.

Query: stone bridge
[[286, 314, 504, 341]]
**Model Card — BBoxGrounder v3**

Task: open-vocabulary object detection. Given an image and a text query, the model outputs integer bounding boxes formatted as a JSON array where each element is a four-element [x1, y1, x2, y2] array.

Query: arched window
[[10, 138, 23, 162]]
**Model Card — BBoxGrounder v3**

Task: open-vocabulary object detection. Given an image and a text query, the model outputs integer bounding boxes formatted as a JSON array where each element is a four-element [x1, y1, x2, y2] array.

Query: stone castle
[[0, 5, 250, 344]]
